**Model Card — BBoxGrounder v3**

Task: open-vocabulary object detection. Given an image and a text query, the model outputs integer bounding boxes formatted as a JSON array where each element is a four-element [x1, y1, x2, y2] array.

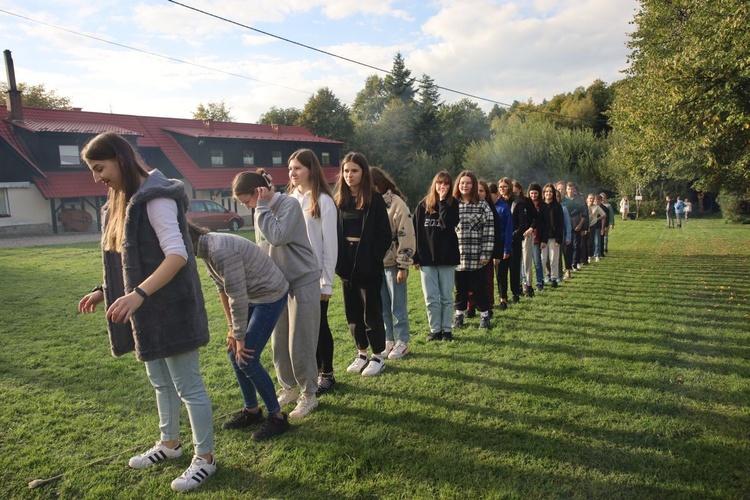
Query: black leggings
[[316, 300, 334, 373]]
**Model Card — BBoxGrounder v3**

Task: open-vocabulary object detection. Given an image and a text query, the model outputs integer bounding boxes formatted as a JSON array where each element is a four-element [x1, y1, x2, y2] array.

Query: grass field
[[1, 217, 748, 499]]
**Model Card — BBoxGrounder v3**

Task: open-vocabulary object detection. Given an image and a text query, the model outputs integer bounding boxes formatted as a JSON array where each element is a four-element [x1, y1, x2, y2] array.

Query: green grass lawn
[[1, 218, 748, 499]]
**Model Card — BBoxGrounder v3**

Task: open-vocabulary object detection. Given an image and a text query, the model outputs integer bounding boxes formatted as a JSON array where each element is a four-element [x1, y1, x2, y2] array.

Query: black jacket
[[541, 201, 565, 243], [335, 191, 392, 285]]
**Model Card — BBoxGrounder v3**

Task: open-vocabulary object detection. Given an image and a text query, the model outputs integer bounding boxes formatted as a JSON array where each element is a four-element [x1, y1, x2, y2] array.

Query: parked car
[[186, 200, 245, 231]]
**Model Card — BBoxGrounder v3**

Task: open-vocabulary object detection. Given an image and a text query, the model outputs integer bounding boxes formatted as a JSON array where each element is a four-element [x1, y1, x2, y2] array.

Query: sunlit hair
[[453, 170, 480, 204], [286, 148, 334, 219], [543, 183, 559, 206], [527, 182, 542, 201], [477, 179, 491, 201], [370, 167, 406, 202], [334, 152, 373, 210], [424, 170, 454, 214], [511, 180, 525, 199], [498, 177, 513, 202], [232, 168, 273, 196], [82, 132, 150, 252]]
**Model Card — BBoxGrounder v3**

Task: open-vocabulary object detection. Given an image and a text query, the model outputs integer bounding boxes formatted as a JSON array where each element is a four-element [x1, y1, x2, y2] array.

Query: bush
[[717, 190, 750, 223]]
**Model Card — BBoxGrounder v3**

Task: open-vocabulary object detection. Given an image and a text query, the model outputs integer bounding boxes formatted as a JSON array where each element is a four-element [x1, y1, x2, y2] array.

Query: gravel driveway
[[0, 232, 101, 248]]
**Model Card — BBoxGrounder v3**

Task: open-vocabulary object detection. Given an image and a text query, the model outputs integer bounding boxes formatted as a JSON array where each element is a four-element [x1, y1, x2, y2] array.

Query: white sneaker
[[128, 441, 182, 469], [289, 394, 318, 419], [595, 256, 600, 262], [276, 387, 299, 407], [382, 340, 394, 358], [361, 356, 385, 377], [388, 341, 409, 360], [346, 354, 369, 373], [170, 455, 217, 492]]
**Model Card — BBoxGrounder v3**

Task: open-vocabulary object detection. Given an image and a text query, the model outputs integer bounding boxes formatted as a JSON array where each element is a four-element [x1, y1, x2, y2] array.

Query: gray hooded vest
[[101, 170, 209, 362]]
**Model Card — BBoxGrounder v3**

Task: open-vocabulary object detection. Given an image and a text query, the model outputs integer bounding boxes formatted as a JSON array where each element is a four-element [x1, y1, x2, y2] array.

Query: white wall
[[0, 183, 50, 227]]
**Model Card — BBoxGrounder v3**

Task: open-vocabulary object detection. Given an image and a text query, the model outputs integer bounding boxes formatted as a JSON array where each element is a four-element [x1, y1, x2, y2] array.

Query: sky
[[0, 0, 640, 123]]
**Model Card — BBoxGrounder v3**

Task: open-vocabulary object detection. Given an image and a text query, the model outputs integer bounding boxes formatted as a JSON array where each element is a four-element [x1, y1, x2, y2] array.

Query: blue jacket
[[494, 197, 514, 256], [674, 200, 685, 213]]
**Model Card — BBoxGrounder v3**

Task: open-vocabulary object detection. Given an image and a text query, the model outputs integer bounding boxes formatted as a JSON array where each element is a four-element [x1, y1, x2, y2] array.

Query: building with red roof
[[0, 103, 343, 235]]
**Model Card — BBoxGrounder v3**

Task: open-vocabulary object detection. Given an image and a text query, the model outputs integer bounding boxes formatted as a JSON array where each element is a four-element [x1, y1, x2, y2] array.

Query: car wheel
[[229, 219, 240, 232]]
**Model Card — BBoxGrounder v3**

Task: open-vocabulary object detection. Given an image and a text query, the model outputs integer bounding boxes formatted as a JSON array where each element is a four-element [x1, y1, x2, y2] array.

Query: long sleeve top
[[291, 189, 338, 296], [381, 190, 416, 269], [255, 192, 319, 290], [493, 197, 514, 255], [197, 232, 288, 340], [412, 198, 460, 267], [455, 198, 495, 271]]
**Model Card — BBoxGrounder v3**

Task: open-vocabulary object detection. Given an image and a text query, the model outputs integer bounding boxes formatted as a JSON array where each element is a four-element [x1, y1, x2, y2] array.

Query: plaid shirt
[[455, 199, 495, 271]]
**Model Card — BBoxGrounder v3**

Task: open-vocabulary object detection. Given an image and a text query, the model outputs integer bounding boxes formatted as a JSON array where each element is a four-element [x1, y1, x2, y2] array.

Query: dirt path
[[0, 233, 101, 248]]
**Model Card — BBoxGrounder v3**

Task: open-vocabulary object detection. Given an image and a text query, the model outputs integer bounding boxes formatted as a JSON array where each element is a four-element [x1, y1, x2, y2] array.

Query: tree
[[351, 75, 387, 123], [413, 74, 442, 152], [192, 100, 234, 122], [608, 0, 750, 204], [383, 52, 416, 105], [437, 99, 490, 172], [0, 82, 71, 109], [298, 87, 354, 144], [258, 106, 301, 126]]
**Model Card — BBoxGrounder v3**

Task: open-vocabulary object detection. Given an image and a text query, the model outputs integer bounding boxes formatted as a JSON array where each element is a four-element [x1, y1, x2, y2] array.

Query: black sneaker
[[512, 295, 520, 304], [316, 374, 336, 397], [452, 315, 464, 329], [426, 331, 443, 342], [551, 280, 558, 288], [479, 317, 491, 329], [442, 331, 453, 342], [527, 287, 535, 298], [465, 308, 476, 318], [499, 302, 508, 311], [222, 408, 264, 429], [252, 414, 290, 441]]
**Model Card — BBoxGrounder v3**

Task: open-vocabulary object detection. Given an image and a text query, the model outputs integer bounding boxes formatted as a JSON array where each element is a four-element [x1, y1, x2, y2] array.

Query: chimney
[[271, 123, 280, 135], [203, 119, 214, 131], [4, 50, 24, 121]]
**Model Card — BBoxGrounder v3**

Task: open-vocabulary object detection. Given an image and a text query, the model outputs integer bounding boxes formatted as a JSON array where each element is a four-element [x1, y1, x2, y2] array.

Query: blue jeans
[[593, 230, 602, 257], [419, 265, 455, 334], [381, 266, 411, 343], [144, 349, 214, 455], [532, 242, 544, 286], [229, 294, 288, 416]]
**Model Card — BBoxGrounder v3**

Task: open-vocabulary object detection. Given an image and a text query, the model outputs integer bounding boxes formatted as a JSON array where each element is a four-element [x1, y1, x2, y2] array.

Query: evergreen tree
[[383, 52, 416, 105]]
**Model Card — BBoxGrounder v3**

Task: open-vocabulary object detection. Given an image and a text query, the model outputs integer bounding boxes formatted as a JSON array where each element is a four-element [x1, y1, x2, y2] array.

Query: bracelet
[[91, 285, 104, 293], [133, 286, 149, 300]]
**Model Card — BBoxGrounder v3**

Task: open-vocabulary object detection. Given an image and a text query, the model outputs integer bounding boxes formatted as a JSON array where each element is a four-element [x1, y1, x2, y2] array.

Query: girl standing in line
[[515, 180, 536, 298], [334, 153, 392, 376], [77, 133, 215, 493], [412, 171, 460, 342], [452, 170, 495, 330], [370, 167, 416, 360], [467, 180, 500, 317], [189, 223, 290, 440], [233, 169, 321, 419], [527, 182, 547, 292], [496, 177, 524, 307], [540, 183, 565, 288], [287, 149, 338, 395]]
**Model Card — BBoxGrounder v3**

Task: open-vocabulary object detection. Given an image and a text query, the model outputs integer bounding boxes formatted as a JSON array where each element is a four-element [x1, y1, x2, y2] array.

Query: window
[[272, 151, 282, 165], [0, 189, 9, 217], [211, 149, 224, 166], [59, 145, 80, 166], [321, 152, 330, 165], [243, 150, 255, 166]]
